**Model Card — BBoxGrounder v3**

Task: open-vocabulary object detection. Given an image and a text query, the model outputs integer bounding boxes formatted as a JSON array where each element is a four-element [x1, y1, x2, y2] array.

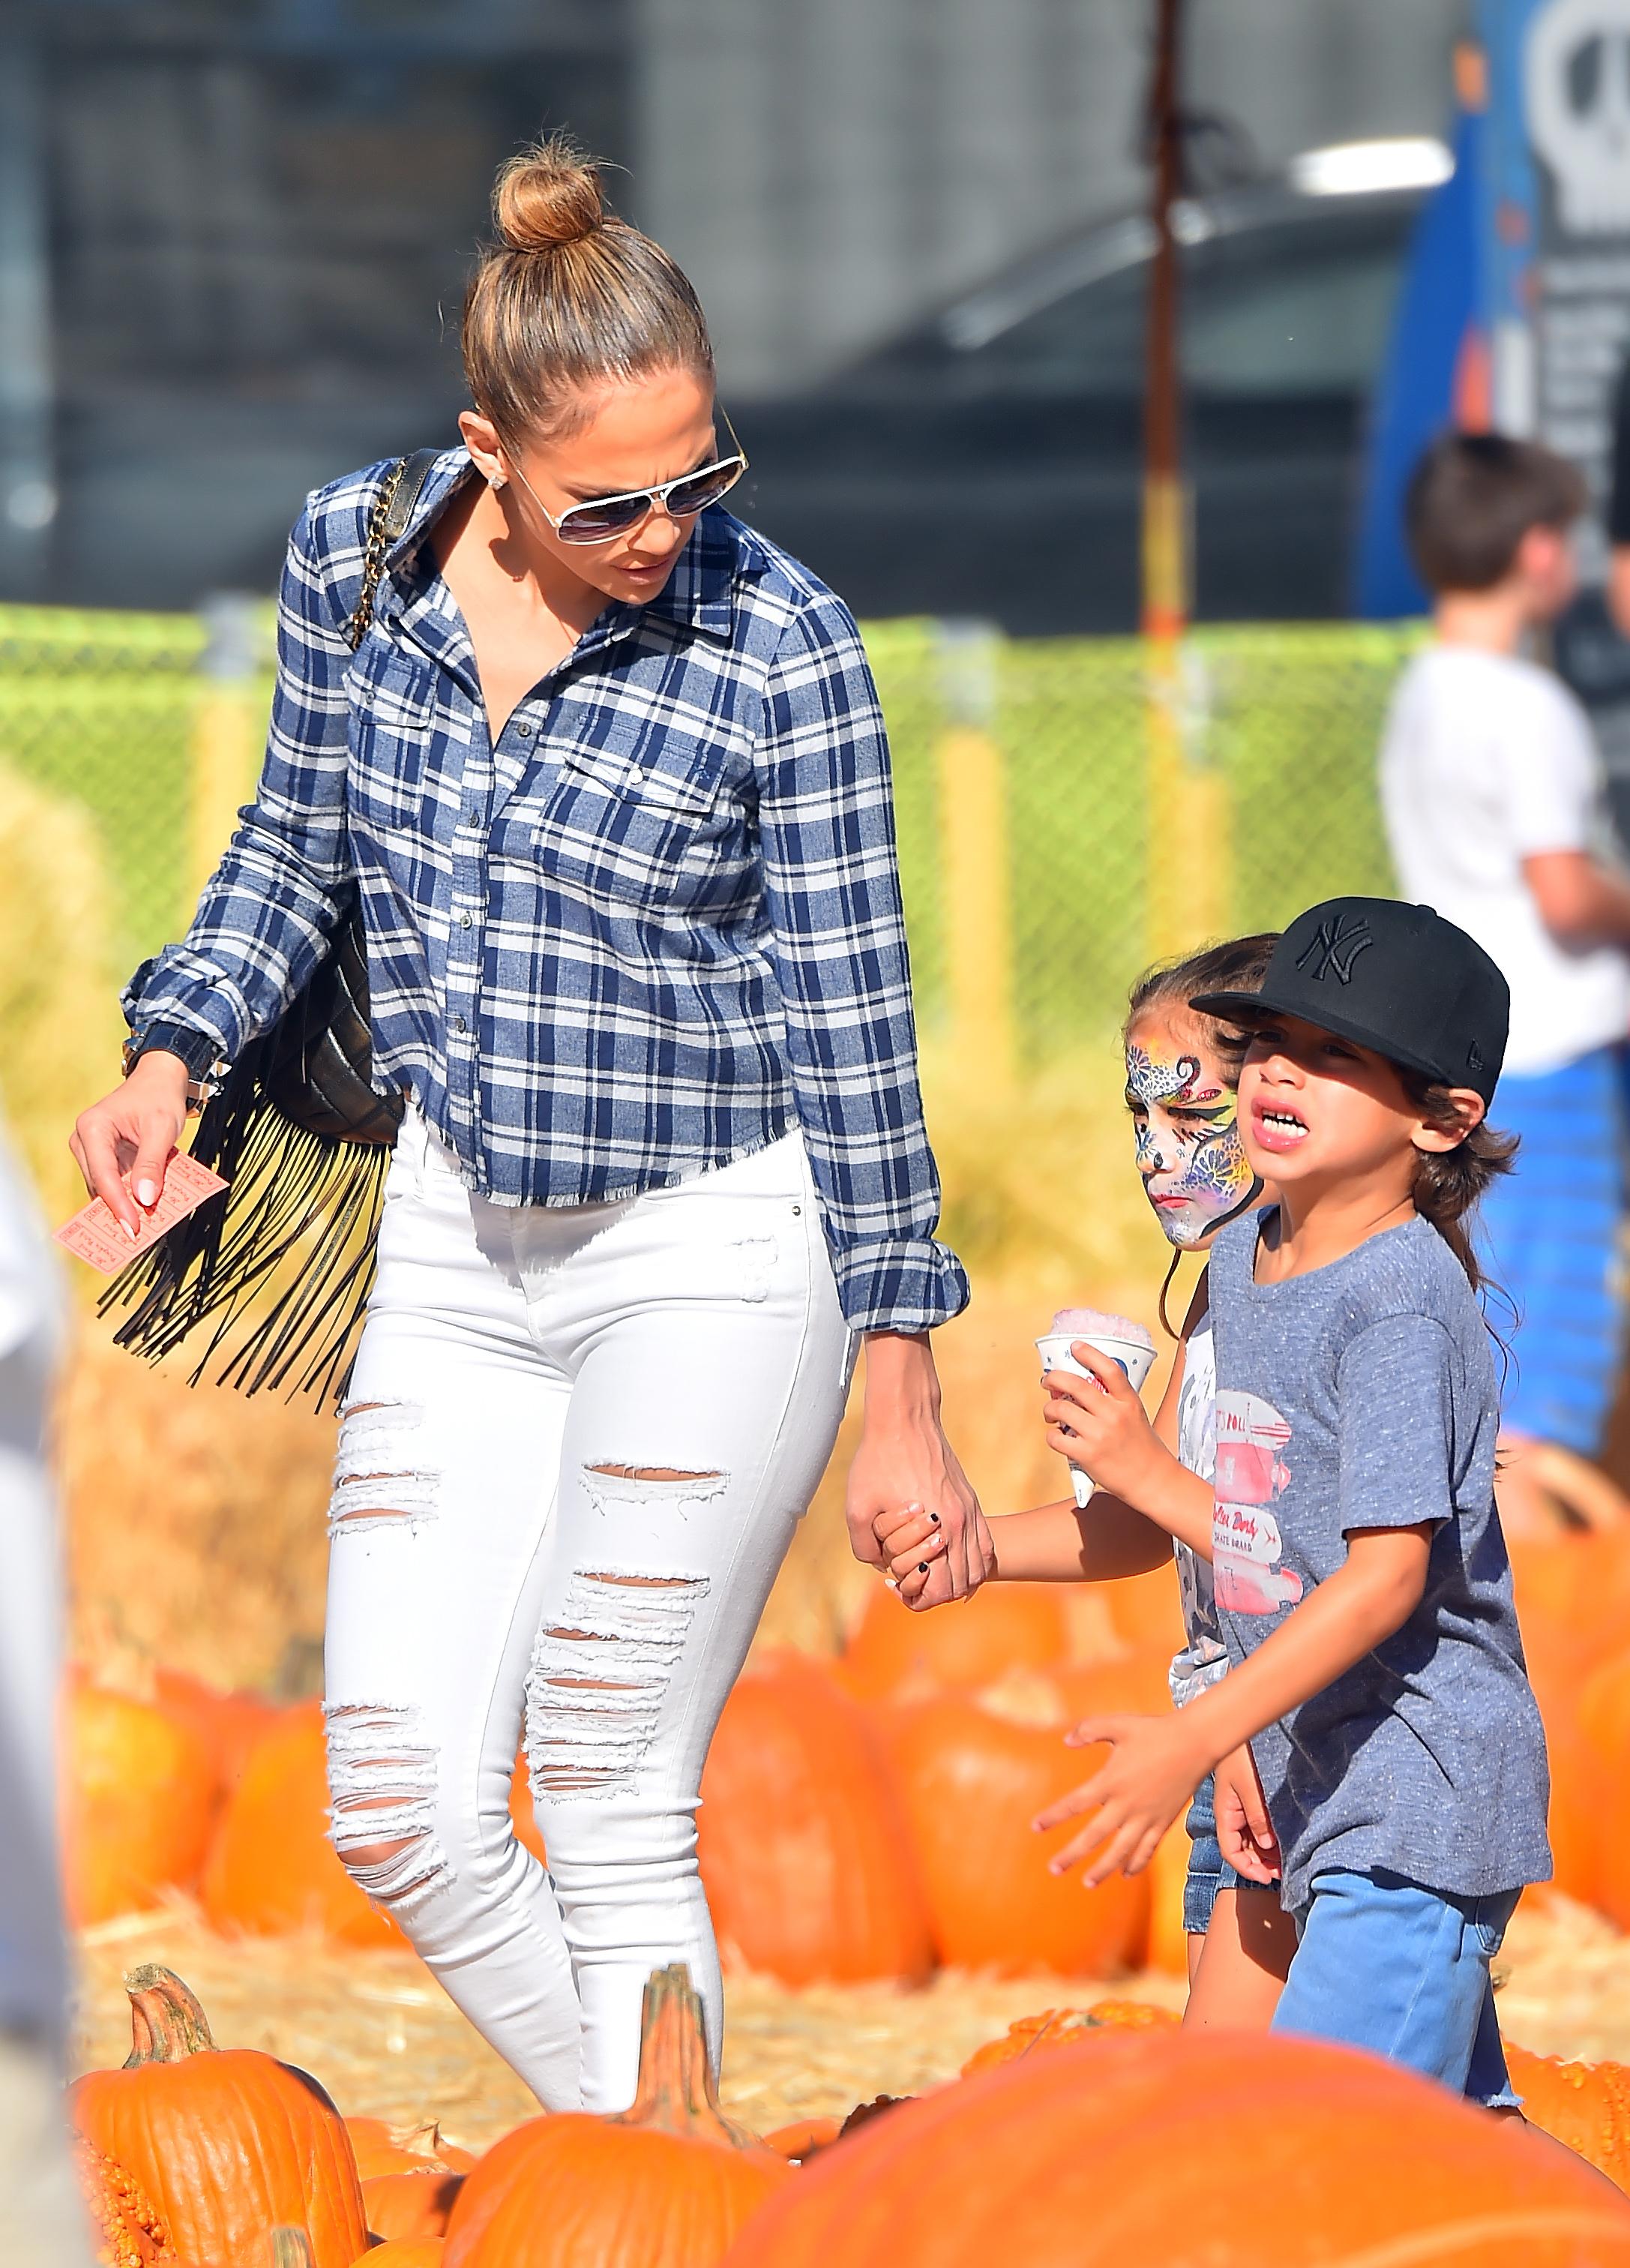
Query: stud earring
[[489, 474, 507, 491]]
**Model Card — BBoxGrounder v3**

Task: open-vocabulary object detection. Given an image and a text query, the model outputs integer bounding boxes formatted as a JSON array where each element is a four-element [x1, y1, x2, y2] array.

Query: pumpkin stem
[[121, 1966, 216, 2066], [270, 2233, 313, 2268], [612, 1963, 765, 2153]]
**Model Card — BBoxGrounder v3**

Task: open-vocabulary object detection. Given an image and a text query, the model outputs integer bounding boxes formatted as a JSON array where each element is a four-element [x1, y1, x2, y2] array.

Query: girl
[[1027, 897, 1551, 2106], [882, 934, 1299, 2024], [69, 137, 981, 2115]]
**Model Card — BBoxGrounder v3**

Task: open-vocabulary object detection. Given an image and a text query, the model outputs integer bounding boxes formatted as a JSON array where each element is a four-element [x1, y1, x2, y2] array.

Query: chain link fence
[[0, 602, 1420, 1207]]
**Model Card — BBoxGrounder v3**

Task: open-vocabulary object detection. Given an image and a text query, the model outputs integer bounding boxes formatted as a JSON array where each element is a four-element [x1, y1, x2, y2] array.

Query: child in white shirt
[[1380, 432, 1630, 1510]]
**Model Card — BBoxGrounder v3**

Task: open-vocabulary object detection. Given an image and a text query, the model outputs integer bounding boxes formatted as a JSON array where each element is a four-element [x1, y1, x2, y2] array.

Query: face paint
[[1126, 1036, 1262, 1250]]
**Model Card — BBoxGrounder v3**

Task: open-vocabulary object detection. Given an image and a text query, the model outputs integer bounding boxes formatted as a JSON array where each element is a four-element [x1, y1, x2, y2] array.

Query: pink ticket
[[55, 1150, 229, 1275]]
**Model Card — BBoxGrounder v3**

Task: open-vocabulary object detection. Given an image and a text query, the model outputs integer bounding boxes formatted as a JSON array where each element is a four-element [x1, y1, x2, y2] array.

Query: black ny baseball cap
[[1189, 897, 1510, 1105]]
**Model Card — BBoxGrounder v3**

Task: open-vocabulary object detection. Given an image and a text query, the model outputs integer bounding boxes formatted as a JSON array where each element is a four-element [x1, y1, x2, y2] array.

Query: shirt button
[[452, 1015, 467, 1034], [463, 805, 478, 824], [516, 721, 534, 739], [459, 912, 472, 928], [628, 766, 645, 786]]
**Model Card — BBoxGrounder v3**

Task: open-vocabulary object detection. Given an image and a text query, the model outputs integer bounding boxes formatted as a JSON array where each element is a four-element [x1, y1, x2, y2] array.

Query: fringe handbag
[[101, 448, 443, 1407]]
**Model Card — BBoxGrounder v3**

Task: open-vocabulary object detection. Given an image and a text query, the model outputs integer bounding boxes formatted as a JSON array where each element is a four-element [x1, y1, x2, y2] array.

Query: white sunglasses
[[510, 410, 748, 546]]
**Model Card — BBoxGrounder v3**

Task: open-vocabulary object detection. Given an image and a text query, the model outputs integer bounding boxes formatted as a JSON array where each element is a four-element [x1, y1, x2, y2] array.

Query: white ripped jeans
[[323, 1111, 852, 2112]]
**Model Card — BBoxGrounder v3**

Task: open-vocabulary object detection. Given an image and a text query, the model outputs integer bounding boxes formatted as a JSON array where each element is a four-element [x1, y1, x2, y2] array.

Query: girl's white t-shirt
[[1170, 1314, 1229, 1708], [1380, 645, 1630, 1078]]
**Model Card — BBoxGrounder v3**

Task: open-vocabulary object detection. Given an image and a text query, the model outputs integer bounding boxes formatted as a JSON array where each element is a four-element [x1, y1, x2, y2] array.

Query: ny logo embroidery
[[1295, 914, 1373, 985]]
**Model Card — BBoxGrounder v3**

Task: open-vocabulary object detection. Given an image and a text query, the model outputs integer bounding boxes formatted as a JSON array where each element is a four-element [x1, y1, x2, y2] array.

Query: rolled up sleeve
[[754, 594, 969, 1333], [122, 501, 357, 1062]]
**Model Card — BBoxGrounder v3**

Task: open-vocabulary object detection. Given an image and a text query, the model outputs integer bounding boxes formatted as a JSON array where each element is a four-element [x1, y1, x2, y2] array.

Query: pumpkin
[[960, 2000, 1179, 2078], [1100, 1562, 1185, 1656], [719, 2030, 1630, 2266], [878, 1692, 1149, 1974], [69, 1964, 370, 2268], [73, 2135, 177, 2266], [509, 1748, 546, 1864], [61, 1680, 217, 1925], [151, 1667, 281, 1790], [838, 1581, 1070, 1701], [697, 1652, 932, 1986], [762, 2119, 841, 2162], [362, 2246, 445, 2267], [346, 2120, 474, 2181], [443, 1963, 790, 2266], [201, 1701, 400, 1946], [1507, 2044, 1630, 2192], [1145, 1817, 1191, 1975], [364, 2169, 466, 2240]]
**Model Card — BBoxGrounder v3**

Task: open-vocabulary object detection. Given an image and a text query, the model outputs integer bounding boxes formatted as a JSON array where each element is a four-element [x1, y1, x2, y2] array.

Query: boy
[[1380, 432, 1630, 1516]]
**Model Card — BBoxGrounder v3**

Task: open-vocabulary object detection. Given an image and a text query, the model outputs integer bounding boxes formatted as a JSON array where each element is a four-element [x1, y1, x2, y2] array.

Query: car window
[[1183, 223, 1407, 393], [845, 204, 1411, 400]]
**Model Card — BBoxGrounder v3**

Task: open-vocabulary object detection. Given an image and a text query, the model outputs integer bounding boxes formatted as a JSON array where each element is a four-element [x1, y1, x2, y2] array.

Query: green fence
[[0, 604, 1416, 1057]]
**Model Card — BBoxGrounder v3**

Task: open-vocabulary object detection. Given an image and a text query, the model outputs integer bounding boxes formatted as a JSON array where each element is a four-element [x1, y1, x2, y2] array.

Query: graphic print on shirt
[[1212, 1388, 1304, 1616]]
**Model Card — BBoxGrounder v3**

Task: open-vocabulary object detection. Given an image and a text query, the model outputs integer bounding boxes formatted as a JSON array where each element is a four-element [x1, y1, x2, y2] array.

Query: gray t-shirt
[[1208, 1208, 1551, 1911]]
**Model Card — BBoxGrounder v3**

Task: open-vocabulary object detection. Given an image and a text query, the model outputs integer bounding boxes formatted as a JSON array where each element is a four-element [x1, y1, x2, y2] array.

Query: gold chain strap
[[343, 455, 409, 653]]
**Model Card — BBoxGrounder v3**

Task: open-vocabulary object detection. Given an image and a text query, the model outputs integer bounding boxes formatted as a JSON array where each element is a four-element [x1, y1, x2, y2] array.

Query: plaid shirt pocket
[[346, 651, 437, 831], [536, 742, 727, 911]]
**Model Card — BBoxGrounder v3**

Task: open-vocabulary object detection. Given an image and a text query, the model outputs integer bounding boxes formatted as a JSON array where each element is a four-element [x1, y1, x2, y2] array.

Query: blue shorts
[[1476, 1044, 1628, 1456], [1182, 1771, 1246, 1935], [1272, 1868, 1521, 2108]]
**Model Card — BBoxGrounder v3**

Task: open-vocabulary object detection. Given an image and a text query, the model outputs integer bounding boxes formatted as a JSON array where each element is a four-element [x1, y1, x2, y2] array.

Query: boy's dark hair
[[1404, 430, 1587, 594], [1401, 1071, 1518, 1300], [1126, 933, 1279, 1335]]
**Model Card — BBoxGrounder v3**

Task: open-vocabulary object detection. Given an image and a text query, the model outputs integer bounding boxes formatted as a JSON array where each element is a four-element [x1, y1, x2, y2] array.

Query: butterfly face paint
[[1126, 1034, 1263, 1250]]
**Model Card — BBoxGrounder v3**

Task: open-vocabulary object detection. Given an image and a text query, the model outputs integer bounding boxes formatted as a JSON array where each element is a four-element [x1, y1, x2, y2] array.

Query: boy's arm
[[1523, 850, 1630, 950], [1037, 1310, 1455, 1884], [1035, 1522, 1433, 1884]]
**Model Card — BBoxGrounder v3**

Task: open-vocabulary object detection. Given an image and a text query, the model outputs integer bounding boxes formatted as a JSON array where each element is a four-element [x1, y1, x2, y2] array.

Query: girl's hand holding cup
[[1041, 1340, 1164, 1508]]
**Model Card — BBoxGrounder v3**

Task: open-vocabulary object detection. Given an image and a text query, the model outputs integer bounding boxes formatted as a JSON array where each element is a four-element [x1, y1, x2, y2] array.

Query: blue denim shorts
[[1272, 1868, 1521, 2108], [1182, 1770, 1247, 1935]]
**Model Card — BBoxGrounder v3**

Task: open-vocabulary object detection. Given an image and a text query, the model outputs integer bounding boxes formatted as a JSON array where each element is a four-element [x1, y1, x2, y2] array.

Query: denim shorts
[[1272, 1868, 1521, 2108], [1182, 1771, 1247, 1935]]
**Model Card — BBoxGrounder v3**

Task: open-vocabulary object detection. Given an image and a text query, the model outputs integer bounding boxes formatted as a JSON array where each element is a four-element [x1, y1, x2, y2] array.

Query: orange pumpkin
[[960, 2000, 1178, 2078], [719, 2030, 1630, 2266], [697, 1652, 931, 1986], [443, 1963, 789, 2266], [762, 2118, 841, 2161], [1100, 1562, 1185, 1656], [878, 1693, 1149, 1975], [839, 1582, 1070, 1701], [509, 1748, 546, 1864], [364, 2246, 445, 2267], [201, 1701, 400, 1946], [151, 1666, 280, 1790], [61, 1680, 218, 1924], [69, 1965, 369, 2268], [1507, 2044, 1630, 2192], [364, 2168, 466, 2239], [346, 2118, 472, 2180]]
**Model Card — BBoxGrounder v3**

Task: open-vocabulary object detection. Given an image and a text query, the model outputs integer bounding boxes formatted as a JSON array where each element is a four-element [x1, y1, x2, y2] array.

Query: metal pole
[[1142, 0, 1186, 642]]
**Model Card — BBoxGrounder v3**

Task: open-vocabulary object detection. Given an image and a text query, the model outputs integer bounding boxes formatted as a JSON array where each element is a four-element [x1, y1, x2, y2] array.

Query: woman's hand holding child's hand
[[1032, 1711, 1211, 1887], [1043, 1342, 1166, 1505], [872, 1501, 948, 1608]]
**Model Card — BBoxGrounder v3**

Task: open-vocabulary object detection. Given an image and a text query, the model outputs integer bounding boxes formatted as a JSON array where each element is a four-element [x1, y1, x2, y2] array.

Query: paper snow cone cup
[[1036, 1308, 1158, 1509]]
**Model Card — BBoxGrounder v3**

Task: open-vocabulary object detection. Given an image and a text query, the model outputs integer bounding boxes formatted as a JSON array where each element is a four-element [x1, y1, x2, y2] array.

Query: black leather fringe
[[98, 1037, 391, 1409]]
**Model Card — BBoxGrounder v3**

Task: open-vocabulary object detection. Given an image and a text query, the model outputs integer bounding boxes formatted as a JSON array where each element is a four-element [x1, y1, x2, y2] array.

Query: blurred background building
[[0, 0, 1461, 616]]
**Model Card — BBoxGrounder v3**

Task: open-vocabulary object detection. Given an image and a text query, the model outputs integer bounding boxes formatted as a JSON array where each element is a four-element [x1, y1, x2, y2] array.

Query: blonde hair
[[462, 135, 715, 448]]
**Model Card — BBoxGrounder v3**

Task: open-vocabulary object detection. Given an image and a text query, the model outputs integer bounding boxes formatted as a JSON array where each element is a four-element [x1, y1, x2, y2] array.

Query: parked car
[[730, 140, 1448, 634]]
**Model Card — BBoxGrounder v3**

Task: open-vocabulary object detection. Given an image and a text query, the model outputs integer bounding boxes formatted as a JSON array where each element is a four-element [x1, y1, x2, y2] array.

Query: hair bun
[[494, 136, 605, 253]]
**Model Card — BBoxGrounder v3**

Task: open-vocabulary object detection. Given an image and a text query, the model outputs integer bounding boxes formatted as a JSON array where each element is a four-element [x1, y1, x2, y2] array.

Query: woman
[[70, 138, 986, 2113]]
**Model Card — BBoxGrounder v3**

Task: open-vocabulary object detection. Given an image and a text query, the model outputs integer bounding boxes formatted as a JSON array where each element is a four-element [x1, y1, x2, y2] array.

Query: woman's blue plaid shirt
[[127, 451, 969, 1334]]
